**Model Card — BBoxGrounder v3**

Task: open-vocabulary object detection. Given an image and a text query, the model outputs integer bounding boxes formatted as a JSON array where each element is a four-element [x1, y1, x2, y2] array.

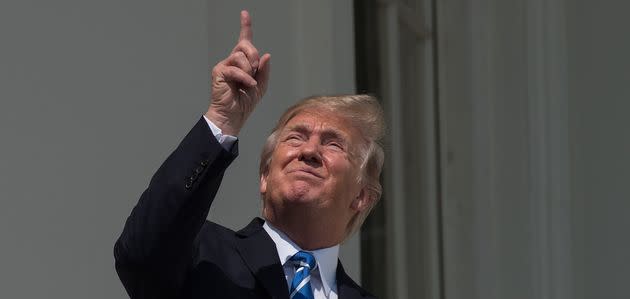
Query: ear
[[260, 173, 268, 194], [350, 187, 372, 212]]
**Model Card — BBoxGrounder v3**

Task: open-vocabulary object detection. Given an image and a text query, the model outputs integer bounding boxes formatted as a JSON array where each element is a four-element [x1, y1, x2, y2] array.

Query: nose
[[298, 137, 322, 166]]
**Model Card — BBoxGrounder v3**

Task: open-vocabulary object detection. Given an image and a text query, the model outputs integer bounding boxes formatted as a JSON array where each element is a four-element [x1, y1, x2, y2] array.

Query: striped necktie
[[288, 251, 317, 299]]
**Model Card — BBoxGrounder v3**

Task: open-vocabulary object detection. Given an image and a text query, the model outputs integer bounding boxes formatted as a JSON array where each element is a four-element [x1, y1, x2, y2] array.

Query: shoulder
[[196, 221, 239, 246], [192, 218, 267, 262]]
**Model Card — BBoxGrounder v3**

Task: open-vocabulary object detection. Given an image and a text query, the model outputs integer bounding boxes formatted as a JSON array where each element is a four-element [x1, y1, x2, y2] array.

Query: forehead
[[282, 110, 359, 137]]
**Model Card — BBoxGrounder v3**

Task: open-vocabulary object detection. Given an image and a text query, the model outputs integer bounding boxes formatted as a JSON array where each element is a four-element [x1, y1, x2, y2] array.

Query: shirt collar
[[263, 221, 339, 296]]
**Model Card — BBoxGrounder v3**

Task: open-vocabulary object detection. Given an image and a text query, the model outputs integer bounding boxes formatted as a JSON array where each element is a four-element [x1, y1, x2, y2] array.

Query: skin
[[206, 11, 369, 250], [205, 10, 271, 136], [260, 111, 371, 250]]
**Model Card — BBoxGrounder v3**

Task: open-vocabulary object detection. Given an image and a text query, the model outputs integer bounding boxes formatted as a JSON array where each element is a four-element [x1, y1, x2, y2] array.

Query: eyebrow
[[284, 124, 348, 142]]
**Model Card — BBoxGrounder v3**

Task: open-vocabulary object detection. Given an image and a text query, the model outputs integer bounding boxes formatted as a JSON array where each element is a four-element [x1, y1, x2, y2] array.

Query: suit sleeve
[[114, 117, 238, 298]]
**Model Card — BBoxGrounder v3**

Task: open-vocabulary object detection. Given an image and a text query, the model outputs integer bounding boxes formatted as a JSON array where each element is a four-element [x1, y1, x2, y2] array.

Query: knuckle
[[211, 65, 221, 76], [226, 66, 238, 74], [239, 41, 257, 54], [249, 47, 259, 57]]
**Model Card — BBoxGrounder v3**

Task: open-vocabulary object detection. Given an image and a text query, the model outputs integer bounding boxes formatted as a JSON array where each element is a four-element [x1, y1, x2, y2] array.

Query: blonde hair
[[259, 94, 385, 237]]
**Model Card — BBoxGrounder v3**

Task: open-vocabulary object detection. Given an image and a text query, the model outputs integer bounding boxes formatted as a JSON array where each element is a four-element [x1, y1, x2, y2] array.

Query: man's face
[[260, 110, 369, 231]]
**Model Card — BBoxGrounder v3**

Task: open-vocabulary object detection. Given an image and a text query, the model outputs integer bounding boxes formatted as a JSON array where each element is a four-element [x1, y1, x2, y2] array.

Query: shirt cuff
[[203, 115, 237, 151]]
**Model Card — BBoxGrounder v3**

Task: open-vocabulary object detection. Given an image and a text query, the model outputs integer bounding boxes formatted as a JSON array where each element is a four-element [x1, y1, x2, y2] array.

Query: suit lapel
[[235, 218, 289, 299], [337, 261, 370, 299]]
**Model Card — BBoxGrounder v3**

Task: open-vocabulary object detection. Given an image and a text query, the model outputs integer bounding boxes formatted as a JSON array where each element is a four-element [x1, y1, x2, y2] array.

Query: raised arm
[[114, 10, 269, 298]]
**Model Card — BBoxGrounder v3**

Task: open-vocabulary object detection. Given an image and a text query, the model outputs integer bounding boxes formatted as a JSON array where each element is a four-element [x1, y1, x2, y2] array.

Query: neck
[[263, 207, 344, 250]]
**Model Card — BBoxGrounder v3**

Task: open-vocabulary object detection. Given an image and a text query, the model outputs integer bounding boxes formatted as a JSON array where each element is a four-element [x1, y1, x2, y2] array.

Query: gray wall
[[567, 1, 630, 298], [0, 0, 358, 298], [436, 0, 630, 298]]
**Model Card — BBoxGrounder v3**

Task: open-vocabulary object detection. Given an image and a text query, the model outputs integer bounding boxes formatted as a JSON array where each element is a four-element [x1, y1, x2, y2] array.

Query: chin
[[284, 190, 313, 203], [284, 184, 318, 204]]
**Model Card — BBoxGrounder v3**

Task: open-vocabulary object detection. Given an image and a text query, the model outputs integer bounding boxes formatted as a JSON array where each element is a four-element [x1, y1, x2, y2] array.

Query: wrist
[[204, 109, 241, 136]]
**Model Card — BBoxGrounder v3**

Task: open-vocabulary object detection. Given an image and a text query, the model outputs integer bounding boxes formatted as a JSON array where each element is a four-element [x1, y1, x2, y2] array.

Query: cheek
[[330, 151, 356, 169], [272, 147, 298, 167], [327, 159, 359, 185]]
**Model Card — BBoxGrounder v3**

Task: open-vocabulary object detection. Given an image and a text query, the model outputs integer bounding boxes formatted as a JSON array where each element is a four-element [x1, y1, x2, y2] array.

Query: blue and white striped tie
[[288, 251, 317, 299]]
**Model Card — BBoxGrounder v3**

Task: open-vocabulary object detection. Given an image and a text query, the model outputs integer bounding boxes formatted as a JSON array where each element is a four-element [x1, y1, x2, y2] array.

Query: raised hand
[[205, 10, 271, 136]]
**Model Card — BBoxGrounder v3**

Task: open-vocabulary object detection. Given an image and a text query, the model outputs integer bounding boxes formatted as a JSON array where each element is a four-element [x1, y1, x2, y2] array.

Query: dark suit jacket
[[114, 117, 376, 299]]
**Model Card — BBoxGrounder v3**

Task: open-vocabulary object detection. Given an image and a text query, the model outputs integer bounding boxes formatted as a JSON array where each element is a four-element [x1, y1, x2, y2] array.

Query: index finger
[[238, 10, 253, 42]]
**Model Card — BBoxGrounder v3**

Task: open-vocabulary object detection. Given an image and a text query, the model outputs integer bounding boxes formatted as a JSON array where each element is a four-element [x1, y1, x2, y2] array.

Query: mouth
[[288, 168, 323, 179]]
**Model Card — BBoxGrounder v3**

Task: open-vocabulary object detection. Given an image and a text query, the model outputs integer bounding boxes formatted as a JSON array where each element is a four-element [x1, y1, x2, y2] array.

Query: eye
[[284, 133, 304, 145], [286, 134, 302, 140], [326, 141, 344, 150]]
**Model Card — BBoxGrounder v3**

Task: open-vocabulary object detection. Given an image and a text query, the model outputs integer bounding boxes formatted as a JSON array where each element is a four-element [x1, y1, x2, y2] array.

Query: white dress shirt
[[263, 222, 339, 299], [203, 115, 237, 150], [204, 116, 339, 299]]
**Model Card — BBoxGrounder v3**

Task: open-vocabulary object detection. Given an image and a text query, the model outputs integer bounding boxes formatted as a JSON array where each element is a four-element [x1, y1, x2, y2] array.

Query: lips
[[288, 168, 323, 179]]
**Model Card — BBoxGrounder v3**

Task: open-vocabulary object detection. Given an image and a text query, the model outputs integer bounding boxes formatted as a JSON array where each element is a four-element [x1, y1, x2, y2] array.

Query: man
[[115, 10, 384, 299]]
